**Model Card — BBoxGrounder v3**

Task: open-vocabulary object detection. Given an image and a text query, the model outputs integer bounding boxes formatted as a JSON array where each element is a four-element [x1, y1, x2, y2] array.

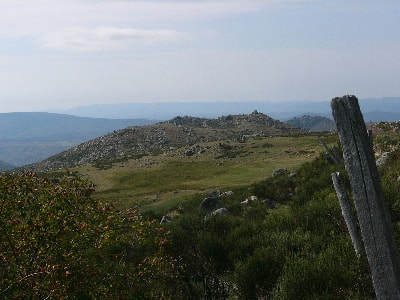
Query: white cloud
[[0, 0, 272, 51], [40, 27, 187, 51], [0, 0, 270, 36]]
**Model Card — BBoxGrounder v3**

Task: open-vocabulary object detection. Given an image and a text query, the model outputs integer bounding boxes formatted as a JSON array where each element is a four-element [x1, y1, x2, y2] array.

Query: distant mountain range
[[1, 97, 399, 170], [57, 97, 400, 121], [0, 112, 156, 168], [286, 115, 336, 132], [0, 112, 156, 142]]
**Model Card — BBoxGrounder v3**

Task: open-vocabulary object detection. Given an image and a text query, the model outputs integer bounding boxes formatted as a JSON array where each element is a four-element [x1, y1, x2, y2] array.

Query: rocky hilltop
[[19, 111, 301, 172]]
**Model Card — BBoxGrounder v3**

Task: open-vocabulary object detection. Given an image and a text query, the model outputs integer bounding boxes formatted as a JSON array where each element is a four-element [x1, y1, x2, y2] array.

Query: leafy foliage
[[160, 152, 376, 299], [0, 172, 184, 299]]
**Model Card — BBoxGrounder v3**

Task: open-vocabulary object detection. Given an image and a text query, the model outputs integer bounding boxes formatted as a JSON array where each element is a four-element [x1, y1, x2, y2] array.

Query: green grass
[[75, 133, 337, 212]]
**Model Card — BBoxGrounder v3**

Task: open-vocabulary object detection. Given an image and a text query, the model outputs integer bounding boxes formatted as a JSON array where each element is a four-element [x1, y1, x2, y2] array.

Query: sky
[[0, 0, 399, 112]]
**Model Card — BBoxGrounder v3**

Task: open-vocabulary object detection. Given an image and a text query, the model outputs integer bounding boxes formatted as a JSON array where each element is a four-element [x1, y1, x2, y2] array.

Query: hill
[[20, 111, 300, 173], [16, 112, 337, 212], [0, 112, 156, 166], [286, 115, 336, 132]]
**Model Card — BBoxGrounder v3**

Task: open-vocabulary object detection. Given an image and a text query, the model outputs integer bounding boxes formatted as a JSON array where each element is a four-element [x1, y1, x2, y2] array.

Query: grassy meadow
[[74, 133, 337, 212]]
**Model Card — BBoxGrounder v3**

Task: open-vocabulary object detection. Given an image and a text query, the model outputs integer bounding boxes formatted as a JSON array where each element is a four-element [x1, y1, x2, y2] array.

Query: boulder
[[200, 196, 219, 211], [211, 207, 229, 216], [376, 152, 392, 166], [272, 168, 287, 177], [220, 191, 234, 197]]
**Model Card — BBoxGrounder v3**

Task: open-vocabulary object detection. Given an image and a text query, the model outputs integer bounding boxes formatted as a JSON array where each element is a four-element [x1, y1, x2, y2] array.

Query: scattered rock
[[200, 196, 219, 211], [211, 207, 229, 216], [241, 199, 250, 205], [241, 195, 257, 205], [18, 113, 301, 172], [160, 215, 172, 224], [376, 152, 392, 166], [272, 168, 287, 177], [220, 191, 234, 197]]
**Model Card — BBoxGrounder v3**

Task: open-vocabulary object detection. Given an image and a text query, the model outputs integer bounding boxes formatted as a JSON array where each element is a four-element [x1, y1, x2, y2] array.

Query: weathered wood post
[[331, 95, 400, 299], [331, 172, 364, 257]]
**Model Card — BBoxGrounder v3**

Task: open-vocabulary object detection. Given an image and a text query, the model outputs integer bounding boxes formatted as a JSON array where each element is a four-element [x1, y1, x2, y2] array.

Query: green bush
[[164, 146, 378, 298], [273, 238, 373, 299], [0, 172, 184, 299], [235, 247, 284, 299]]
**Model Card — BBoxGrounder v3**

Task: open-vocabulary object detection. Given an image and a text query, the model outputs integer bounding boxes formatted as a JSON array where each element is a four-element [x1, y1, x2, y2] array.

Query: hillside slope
[[20, 111, 301, 172]]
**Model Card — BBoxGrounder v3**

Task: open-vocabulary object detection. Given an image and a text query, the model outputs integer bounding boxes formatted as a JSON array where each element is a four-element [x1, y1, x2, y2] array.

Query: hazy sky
[[0, 0, 399, 112]]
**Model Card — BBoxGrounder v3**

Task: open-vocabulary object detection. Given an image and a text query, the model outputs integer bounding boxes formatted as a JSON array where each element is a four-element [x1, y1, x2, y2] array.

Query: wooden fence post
[[331, 95, 400, 299], [331, 172, 364, 257]]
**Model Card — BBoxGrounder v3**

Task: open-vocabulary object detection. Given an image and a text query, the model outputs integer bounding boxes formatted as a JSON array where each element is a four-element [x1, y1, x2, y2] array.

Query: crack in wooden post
[[331, 95, 400, 299]]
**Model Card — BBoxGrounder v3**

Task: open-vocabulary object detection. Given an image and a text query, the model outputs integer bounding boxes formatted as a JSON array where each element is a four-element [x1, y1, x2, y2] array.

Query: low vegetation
[[2, 116, 400, 298], [0, 173, 185, 299]]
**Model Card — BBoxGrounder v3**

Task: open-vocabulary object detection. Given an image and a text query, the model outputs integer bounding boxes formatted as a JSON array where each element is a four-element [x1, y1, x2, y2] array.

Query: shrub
[[235, 247, 284, 299], [0, 172, 183, 299], [272, 238, 373, 299]]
